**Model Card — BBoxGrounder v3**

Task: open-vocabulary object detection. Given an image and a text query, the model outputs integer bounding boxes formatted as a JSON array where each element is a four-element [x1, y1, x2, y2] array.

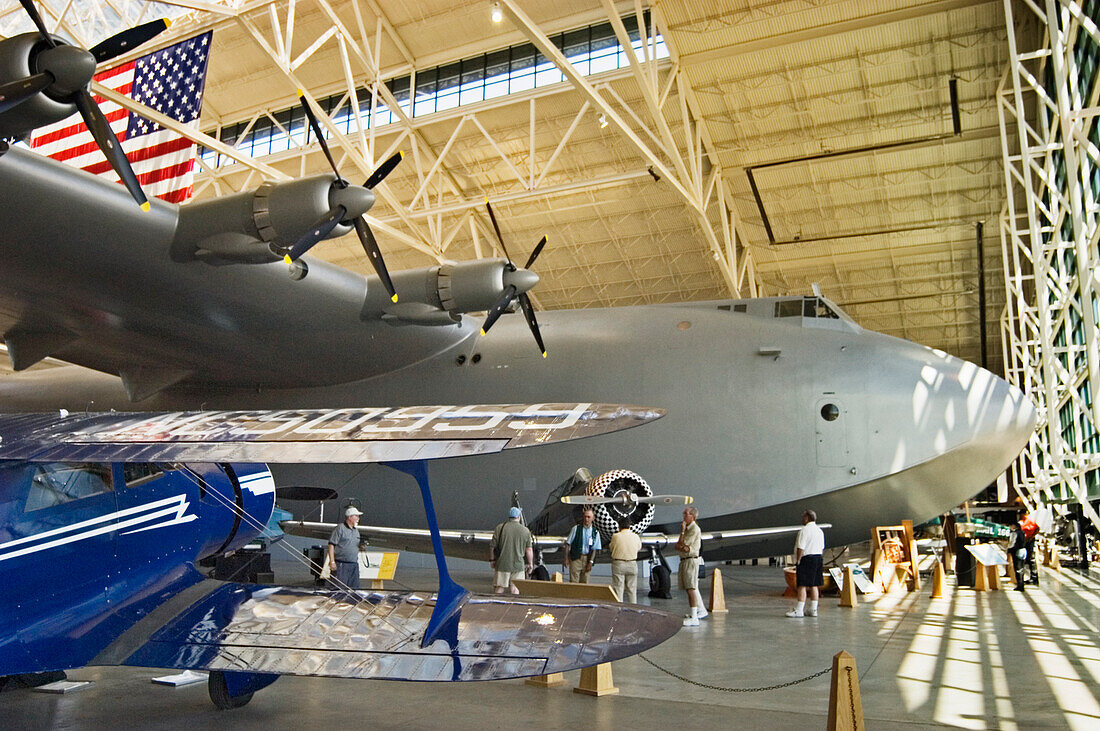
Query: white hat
[[345, 507, 363, 517]]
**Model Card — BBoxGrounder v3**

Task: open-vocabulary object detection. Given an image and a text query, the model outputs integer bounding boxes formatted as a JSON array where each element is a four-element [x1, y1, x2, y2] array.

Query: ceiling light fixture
[[490, 1, 503, 23], [599, 113, 608, 128]]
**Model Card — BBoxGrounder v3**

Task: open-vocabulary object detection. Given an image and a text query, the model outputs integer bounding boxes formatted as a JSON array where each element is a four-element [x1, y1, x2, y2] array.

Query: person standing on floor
[[490, 506, 534, 595], [786, 509, 825, 617], [563, 508, 602, 583], [609, 517, 643, 603], [327, 506, 363, 592], [678, 506, 707, 626], [1008, 520, 1027, 591]]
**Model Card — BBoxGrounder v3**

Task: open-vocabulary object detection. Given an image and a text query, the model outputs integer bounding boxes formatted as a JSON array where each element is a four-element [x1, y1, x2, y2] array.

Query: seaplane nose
[[915, 350, 1037, 504]]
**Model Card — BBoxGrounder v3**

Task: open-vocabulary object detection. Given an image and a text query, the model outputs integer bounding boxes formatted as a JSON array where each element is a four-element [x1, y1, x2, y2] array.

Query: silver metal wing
[[0, 403, 664, 463]]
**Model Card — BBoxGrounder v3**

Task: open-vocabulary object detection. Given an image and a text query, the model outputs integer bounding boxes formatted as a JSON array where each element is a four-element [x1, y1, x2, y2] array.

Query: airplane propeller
[[481, 199, 547, 357], [8, 2, 170, 210], [560, 494, 693, 506], [284, 91, 400, 302]]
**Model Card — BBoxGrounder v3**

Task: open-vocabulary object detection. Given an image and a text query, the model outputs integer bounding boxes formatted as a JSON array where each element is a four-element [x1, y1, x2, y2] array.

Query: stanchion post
[[930, 560, 945, 599], [827, 651, 864, 731], [708, 568, 728, 613], [839, 565, 857, 608]]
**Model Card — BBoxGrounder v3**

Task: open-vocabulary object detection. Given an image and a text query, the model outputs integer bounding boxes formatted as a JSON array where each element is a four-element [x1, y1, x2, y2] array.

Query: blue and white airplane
[[0, 404, 676, 708]]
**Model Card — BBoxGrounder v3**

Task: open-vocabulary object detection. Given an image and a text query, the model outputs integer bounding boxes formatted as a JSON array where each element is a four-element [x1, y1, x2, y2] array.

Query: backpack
[[648, 563, 672, 599]]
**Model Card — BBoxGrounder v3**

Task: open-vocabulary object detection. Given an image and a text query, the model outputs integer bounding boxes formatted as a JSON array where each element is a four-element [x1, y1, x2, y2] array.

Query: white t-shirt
[[795, 521, 825, 555]]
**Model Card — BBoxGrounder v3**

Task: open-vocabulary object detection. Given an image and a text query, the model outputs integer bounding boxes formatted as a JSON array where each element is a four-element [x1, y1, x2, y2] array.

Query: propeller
[[10, 2, 171, 210], [283, 90, 400, 301], [480, 198, 547, 357], [561, 494, 694, 506]]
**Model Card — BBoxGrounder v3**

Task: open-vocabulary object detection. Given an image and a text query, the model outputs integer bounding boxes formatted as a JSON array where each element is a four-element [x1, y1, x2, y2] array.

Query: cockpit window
[[123, 463, 164, 487], [804, 297, 840, 319], [26, 463, 114, 511], [774, 297, 840, 319], [775, 299, 803, 318]]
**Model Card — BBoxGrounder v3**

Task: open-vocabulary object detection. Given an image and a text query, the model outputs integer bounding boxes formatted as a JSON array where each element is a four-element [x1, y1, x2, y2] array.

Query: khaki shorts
[[494, 569, 524, 589], [679, 557, 701, 590]]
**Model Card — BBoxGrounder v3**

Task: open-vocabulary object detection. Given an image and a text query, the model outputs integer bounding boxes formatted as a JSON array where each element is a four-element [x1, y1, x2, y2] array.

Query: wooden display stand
[[707, 568, 728, 613], [515, 578, 619, 695], [827, 651, 864, 731], [870, 520, 920, 592]]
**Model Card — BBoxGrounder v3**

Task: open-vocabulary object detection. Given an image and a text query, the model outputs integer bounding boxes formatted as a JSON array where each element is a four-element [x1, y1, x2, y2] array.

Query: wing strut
[[386, 460, 469, 650]]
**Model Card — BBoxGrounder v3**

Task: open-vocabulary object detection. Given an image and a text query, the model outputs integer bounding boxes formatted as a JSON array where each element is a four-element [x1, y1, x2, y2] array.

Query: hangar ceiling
[[0, 0, 1017, 375]]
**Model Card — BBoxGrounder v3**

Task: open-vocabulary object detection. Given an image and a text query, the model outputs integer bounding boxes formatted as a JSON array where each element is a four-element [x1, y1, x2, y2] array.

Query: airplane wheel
[[208, 670, 254, 710]]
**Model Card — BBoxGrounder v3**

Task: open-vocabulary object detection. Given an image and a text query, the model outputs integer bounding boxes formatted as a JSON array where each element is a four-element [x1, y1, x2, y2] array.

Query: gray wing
[[283, 520, 563, 562]]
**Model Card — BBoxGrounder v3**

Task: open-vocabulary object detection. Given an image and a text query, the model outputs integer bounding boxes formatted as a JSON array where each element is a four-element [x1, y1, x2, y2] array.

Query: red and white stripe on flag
[[30, 63, 199, 204]]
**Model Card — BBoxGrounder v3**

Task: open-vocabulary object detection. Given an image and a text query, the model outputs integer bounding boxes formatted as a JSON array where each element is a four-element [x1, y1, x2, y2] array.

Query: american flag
[[32, 31, 212, 204]]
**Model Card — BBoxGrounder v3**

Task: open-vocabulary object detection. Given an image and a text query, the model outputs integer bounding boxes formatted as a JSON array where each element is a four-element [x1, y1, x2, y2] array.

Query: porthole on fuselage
[[455, 355, 467, 366], [821, 403, 840, 421]]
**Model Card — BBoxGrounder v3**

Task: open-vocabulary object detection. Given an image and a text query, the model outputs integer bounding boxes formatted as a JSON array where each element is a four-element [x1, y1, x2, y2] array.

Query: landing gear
[[208, 671, 253, 710]]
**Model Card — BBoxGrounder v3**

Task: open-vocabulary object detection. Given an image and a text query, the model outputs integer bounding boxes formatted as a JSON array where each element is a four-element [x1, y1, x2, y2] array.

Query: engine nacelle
[[0, 33, 79, 140], [174, 176, 374, 262], [587, 470, 656, 543], [362, 258, 539, 325]]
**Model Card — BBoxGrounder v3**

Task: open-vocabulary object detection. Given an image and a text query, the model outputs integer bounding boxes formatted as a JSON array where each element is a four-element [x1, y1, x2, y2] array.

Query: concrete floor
[[4, 561, 1099, 730]]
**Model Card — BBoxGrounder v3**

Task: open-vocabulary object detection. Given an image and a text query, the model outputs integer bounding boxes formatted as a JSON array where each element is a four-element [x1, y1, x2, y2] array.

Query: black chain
[[846, 666, 859, 727], [639, 654, 831, 692]]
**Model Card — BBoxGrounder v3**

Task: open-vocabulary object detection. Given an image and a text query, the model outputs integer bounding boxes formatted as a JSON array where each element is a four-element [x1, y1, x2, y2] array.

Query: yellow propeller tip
[[164, 18, 172, 28], [139, 201, 150, 212], [398, 150, 404, 159], [484, 196, 489, 203], [480, 329, 487, 336], [283, 254, 292, 265], [686, 497, 694, 504], [541, 351, 547, 358], [390, 293, 399, 303], [296, 89, 305, 98]]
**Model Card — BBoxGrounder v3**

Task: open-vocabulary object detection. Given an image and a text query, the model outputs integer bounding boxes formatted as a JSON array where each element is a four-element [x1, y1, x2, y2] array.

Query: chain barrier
[[638, 654, 831, 692]]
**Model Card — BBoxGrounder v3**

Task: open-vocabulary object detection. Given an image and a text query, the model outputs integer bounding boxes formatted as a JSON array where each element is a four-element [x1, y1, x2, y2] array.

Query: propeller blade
[[364, 151, 403, 189], [635, 495, 693, 505], [560, 494, 693, 506], [297, 90, 344, 185], [89, 18, 171, 63], [0, 72, 52, 114], [560, 494, 630, 506], [524, 235, 546, 269], [19, 0, 56, 48], [518, 293, 546, 358], [285, 204, 347, 261], [75, 90, 148, 210], [353, 217, 398, 303], [484, 198, 514, 267], [480, 284, 517, 336]]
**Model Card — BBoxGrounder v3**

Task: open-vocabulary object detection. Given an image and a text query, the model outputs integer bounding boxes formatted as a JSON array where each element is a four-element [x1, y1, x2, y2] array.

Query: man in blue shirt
[[563, 508, 602, 583]]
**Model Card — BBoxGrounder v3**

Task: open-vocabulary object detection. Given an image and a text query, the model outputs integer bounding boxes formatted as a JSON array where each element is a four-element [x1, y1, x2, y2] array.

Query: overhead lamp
[[490, 1, 503, 23], [599, 113, 608, 128]]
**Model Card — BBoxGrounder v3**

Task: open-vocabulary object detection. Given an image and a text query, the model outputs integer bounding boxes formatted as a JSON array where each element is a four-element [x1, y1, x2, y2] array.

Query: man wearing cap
[[328, 506, 363, 591], [490, 507, 534, 594]]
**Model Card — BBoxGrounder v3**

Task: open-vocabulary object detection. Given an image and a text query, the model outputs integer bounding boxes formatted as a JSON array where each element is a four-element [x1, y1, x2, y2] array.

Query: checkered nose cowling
[[587, 469, 655, 543]]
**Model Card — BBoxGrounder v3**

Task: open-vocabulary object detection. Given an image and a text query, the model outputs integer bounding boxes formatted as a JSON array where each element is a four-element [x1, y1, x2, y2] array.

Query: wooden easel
[[870, 520, 920, 592]]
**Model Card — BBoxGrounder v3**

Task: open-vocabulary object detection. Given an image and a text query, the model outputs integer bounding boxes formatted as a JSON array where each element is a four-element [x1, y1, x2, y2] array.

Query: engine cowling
[[587, 469, 655, 543], [174, 176, 375, 262], [362, 258, 539, 324], [0, 33, 81, 140]]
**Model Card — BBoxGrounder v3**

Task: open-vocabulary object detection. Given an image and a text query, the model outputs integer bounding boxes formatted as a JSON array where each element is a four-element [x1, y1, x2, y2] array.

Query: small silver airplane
[[0, 7, 1037, 561]]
